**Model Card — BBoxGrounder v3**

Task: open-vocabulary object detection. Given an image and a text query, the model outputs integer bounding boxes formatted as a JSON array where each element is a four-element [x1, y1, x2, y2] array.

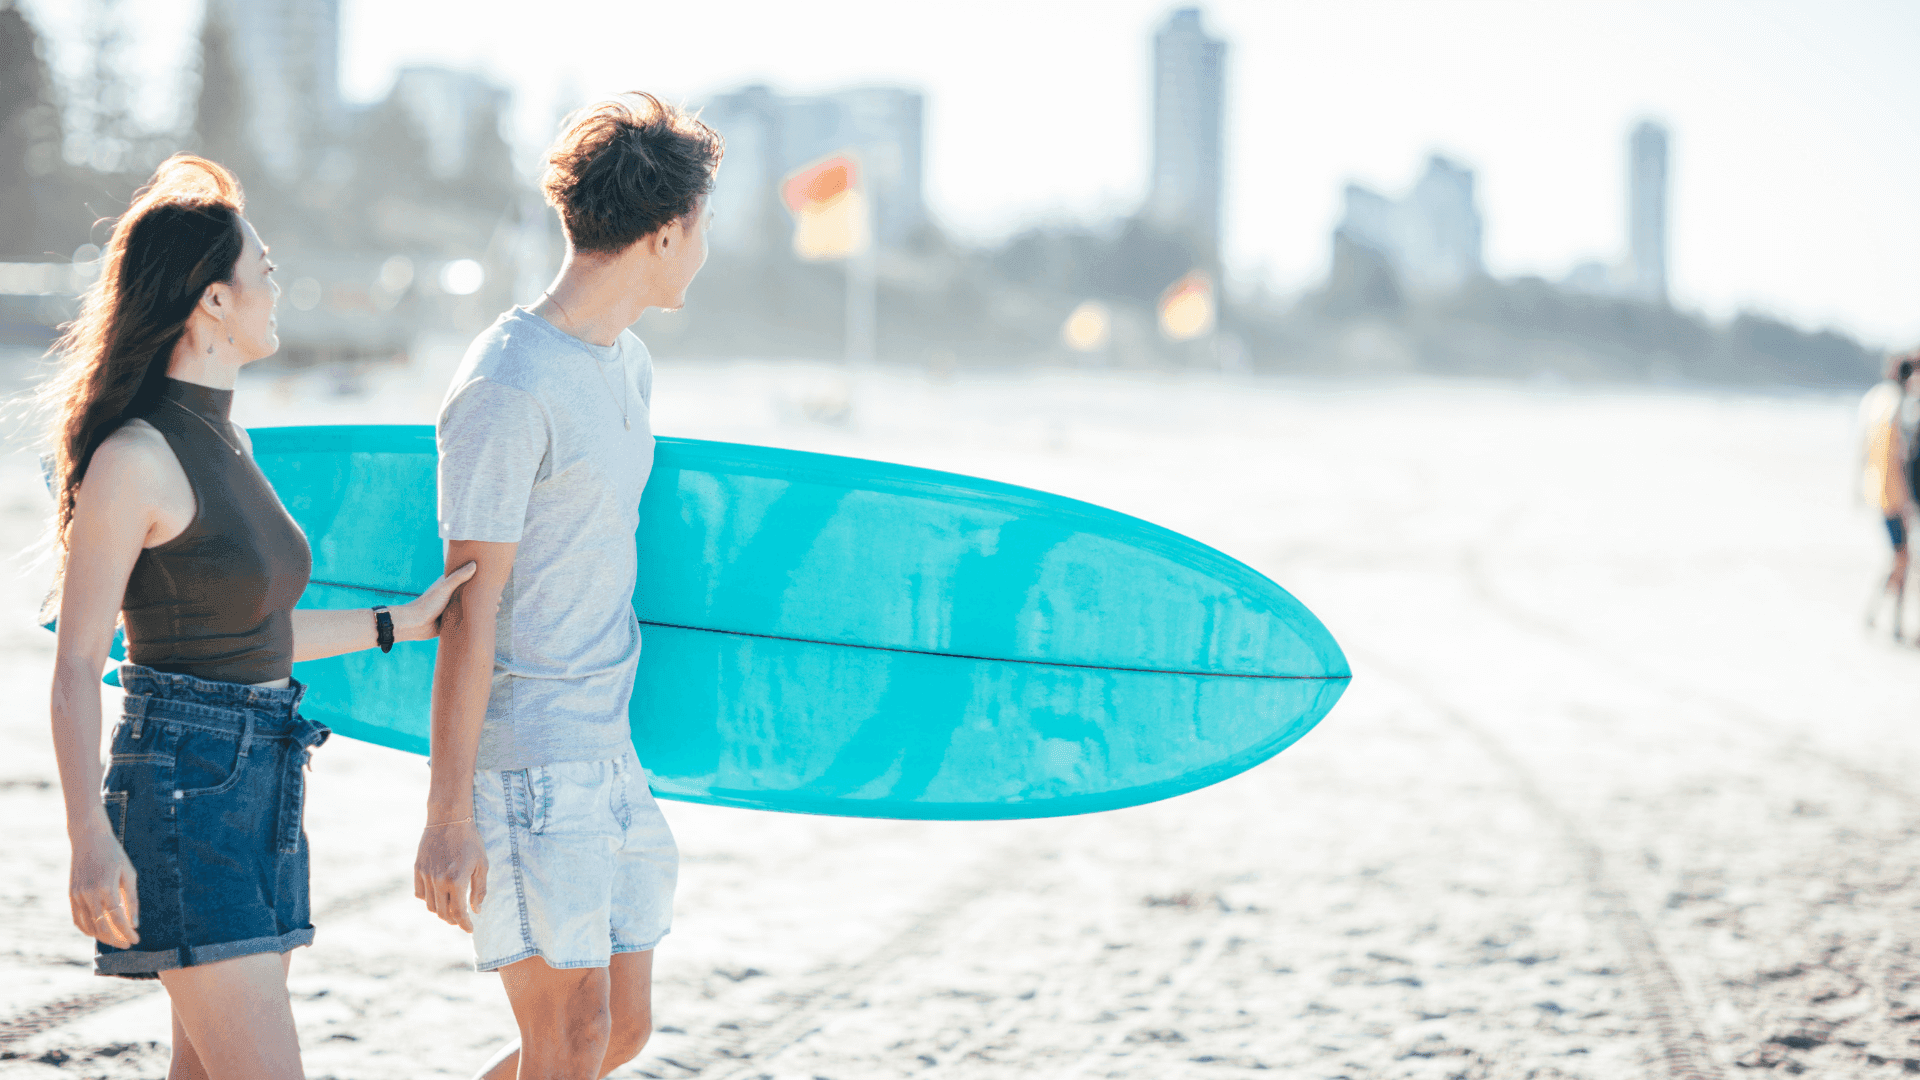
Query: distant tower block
[[1147, 7, 1227, 266], [1331, 154, 1484, 295], [206, 0, 342, 183], [1629, 120, 1669, 304], [700, 84, 926, 256]]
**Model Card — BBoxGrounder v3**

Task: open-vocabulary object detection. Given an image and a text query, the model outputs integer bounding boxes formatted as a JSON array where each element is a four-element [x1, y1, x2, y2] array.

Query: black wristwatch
[[372, 606, 395, 653]]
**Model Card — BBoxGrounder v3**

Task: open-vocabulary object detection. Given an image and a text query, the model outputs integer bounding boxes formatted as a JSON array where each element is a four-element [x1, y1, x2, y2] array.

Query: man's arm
[[289, 562, 475, 662], [413, 539, 515, 932]]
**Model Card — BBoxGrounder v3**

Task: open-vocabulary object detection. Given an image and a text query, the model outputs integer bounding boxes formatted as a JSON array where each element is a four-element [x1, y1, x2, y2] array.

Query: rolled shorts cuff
[[475, 929, 668, 973], [613, 932, 668, 956], [94, 927, 314, 979]]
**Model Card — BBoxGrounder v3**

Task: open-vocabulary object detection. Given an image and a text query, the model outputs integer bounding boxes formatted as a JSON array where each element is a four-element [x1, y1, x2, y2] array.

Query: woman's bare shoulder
[[82, 419, 178, 494]]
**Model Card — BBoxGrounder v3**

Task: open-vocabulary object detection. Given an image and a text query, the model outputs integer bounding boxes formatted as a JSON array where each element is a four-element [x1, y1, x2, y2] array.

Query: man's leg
[[476, 951, 653, 1080], [601, 951, 655, 1072], [497, 958, 611, 1080], [469, 1038, 519, 1080]]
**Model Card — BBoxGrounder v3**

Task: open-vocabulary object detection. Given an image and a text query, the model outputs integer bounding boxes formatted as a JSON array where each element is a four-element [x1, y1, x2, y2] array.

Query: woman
[[44, 154, 473, 1079]]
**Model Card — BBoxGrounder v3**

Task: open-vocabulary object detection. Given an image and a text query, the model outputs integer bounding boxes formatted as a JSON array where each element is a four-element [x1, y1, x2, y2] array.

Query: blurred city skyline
[[14, 0, 1920, 349]]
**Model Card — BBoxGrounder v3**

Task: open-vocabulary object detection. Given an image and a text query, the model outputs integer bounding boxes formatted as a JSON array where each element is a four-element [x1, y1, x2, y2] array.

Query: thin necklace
[[162, 397, 242, 456], [543, 290, 630, 430]]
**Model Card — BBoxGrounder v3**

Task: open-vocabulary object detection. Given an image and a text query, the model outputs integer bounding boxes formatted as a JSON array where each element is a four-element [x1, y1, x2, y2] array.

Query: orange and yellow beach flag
[[782, 154, 872, 262]]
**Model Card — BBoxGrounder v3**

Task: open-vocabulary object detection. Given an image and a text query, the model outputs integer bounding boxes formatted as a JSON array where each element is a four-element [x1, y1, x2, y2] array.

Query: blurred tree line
[[666, 214, 1883, 389], [0, 1, 88, 261], [0, 0, 522, 362]]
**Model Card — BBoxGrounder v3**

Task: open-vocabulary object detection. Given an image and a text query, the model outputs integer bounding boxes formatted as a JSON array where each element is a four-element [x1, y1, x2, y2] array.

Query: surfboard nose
[[640, 439, 1350, 683], [629, 439, 1350, 819]]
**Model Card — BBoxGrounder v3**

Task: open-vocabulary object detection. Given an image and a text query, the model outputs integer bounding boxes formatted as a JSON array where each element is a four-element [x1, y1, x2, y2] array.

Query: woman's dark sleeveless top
[[121, 378, 311, 685]]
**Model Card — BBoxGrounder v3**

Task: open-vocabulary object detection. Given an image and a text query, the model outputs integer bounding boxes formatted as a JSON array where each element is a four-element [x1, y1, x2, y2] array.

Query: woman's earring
[[206, 342, 215, 354], [227, 334, 234, 345]]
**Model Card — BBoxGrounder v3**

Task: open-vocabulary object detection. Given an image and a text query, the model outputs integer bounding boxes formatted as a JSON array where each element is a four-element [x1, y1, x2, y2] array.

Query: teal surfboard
[[175, 425, 1349, 819]]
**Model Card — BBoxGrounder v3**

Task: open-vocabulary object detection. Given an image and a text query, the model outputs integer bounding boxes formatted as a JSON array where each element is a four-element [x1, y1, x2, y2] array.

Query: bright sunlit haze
[[21, 0, 1920, 347]]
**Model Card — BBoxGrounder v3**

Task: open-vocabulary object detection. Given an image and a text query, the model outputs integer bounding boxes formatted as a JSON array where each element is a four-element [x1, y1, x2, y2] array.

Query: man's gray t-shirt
[[437, 307, 655, 771]]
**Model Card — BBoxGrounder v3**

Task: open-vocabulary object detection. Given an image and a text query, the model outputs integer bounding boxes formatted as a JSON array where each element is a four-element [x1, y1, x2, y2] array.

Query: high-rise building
[[699, 86, 787, 258], [390, 67, 509, 181], [1628, 119, 1669, 304], [700, 84, 927, 257], [1333, 154, 1484, 294], [1145, 7, 1227, 264], [1400, 156, 1483, 290], [828, 87, 925, 250], [205, 0, 341, 182]]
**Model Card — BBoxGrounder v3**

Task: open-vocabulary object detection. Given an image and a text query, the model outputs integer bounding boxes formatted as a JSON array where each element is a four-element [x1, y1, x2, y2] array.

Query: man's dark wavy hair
[[542, 91, 724, 255]]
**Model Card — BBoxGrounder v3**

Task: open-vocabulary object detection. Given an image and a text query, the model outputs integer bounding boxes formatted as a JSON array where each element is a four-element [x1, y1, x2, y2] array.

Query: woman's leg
[[168, 1003, 210, 1080], [159, 951, 301, 1080]]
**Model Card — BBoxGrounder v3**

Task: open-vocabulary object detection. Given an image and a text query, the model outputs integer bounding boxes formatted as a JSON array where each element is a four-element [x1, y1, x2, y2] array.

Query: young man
[[415, 93, 721, 1079]]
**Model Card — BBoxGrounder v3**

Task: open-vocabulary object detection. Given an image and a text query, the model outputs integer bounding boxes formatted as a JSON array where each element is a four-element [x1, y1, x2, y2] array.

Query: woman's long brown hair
[[38, 153, 246, 615]]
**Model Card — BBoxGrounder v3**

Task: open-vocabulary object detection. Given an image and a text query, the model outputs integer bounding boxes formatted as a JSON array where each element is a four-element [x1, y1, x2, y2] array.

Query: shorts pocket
[[531, 760, 620, 838], [507, 767, 551, 834], [172, 720, 253, 799], [102, 791, 128, 845]]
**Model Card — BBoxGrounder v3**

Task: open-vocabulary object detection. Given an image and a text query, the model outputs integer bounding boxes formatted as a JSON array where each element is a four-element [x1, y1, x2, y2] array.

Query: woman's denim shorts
[[95, 665, 331, 979]]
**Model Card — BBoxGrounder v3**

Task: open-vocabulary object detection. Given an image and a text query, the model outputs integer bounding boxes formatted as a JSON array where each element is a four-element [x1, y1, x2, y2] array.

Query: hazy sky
[[22, 0, 1920, 346]]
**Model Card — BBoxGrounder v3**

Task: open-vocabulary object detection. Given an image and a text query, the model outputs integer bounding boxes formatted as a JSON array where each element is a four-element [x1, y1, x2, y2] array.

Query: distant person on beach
[[414, 93, 720, 1080], [1900, 352, 1920, 518], [42, 155, 472, 1079], [1861, 356, 1914, 639]]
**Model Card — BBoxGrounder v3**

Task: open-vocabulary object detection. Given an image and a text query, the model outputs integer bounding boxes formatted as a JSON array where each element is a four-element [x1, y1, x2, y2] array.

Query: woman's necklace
[[162, 397, 242, 456], [543, 291, 630, 430]]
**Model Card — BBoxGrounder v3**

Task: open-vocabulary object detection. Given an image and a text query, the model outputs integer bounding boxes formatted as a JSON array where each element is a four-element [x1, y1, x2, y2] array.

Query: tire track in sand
[[1456, 547, 1920, 1074], [679, 837, 1257, 1079], [684, 842, 1043, 1080], [1460, 547, 1920, 812], [1354, 647, 1727, 1080], [693, 864, 1245, 1079], [0, 874, 415, 1049]]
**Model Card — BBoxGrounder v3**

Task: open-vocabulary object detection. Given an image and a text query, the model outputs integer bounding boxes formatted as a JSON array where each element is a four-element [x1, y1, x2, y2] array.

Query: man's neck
[[531, 253, 648, 348]]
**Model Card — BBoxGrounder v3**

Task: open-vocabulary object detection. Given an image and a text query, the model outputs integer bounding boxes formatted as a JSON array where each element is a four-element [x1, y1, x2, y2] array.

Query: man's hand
[[414, 819, 487, 933]]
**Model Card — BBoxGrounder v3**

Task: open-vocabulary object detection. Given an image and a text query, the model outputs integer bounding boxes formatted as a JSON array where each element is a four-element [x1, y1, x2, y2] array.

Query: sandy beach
[[3, 351, 1917, 1079]]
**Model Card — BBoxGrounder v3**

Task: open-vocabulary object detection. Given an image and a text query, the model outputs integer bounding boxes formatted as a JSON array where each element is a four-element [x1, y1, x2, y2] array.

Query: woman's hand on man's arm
[[287, 562, 477, 662]]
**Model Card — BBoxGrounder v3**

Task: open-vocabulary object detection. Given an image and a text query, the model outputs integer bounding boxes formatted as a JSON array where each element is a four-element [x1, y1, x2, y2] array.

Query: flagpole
[[846, 236, 876, 368], [781, 151, 874, 368]]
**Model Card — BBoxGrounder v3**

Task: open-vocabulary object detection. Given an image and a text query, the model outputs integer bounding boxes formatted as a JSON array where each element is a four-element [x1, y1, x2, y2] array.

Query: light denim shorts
[[471, 751, 677, 972]]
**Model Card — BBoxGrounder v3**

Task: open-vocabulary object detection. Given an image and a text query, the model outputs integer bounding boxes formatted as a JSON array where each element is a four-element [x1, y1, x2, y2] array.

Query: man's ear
[[628, 228, 667, 263]]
